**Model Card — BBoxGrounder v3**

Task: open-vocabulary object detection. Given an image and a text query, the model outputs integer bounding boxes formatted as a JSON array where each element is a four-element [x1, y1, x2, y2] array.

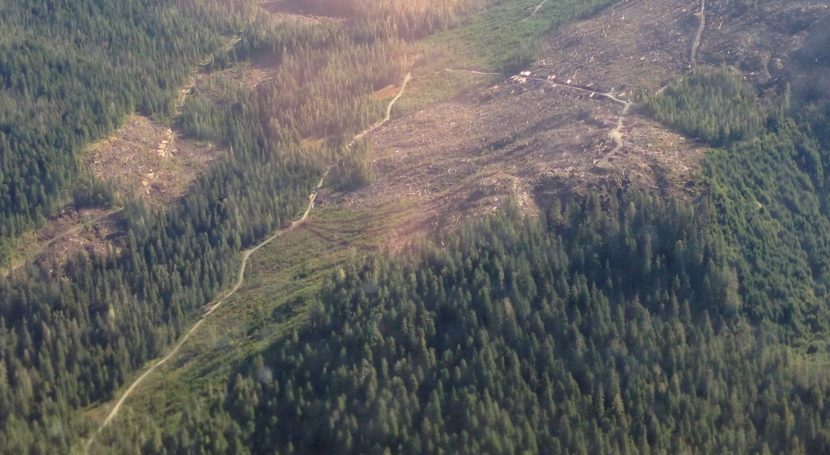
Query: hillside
[[3, 0, 830, 453]]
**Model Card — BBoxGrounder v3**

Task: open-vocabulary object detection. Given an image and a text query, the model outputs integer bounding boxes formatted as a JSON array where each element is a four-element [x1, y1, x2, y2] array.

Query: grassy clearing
[[102, 199, 417, 430], [398, 0, 614, 112]]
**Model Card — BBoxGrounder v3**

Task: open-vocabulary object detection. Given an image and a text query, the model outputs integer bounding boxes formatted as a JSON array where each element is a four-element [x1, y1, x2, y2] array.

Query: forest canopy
[[3, 0, 830, 453]]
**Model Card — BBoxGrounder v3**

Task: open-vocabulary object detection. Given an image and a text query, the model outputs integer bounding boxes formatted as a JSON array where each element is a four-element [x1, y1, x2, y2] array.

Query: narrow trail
[[444, 68, 503, 76], [7, 40, 211, 275], [84, 72, 412, 453], [148, 36, 241, 193], [603, 101, 632, 163], [350, 72, 412, 146], [443, 67, 633, 165], [147, 58, 206, 192], [445, 68, 630, 109], [525, 76, 632, 162], [83, 174, 325, 454], [522, 76, 628, 106], [7, 38, 212, 275], [690, 0, 706, 69], [655, 0, 708, 95], [523, 0, 549, 21]]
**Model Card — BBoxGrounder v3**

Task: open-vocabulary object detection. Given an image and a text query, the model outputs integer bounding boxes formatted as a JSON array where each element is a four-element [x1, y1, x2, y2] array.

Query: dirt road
[[149, 36, 241, 192], [83, 72, 412, 453], [83, 173, 324, 453], [351, 73, 412, 146], [690, 0, 706, 68], [523, 76, 632, 161], [444, 67, 634, 166], [147, 51, 213, 191], [604, 100, 632, 161]]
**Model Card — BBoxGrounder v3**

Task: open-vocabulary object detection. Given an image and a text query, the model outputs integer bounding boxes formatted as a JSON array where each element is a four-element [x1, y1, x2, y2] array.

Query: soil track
[[83, 73, 412, 453], [145, 55, 208, 191], [690, 0, 706, 69], [523, 0, 549, 21], [435, 67, 638, 177], [523, 76, 632, 164], [351, 73, 412, 146]]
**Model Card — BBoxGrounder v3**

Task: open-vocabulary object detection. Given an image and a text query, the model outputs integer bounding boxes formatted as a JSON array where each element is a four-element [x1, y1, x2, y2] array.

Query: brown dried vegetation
[[324, 0, 714, 248], [82, 114, 220, 208]]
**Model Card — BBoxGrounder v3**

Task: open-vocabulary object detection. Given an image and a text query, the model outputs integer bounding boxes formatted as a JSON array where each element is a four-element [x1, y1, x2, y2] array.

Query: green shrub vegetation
[[428, 0, 613, 73], [330, 140, 375, 192], [645, 71, 763, 146]]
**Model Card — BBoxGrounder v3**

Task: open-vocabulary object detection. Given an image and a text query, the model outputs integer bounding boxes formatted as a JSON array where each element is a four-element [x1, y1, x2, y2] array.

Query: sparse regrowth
[[331, 140, 375, 191]]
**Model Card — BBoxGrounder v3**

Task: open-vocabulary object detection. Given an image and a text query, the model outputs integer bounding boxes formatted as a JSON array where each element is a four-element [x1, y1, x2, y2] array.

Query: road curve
[[606, 101, 632, 157], [84, 72, 412, 453], [523, 76, 632, 162], [83, 176, 324, 453], [442, 69, 634, 163], [351, 72, 412, 146]]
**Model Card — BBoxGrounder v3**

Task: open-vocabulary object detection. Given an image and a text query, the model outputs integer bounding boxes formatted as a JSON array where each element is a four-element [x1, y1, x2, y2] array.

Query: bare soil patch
[[204, 63, 274, 92], [321, 0, 715, 249], [371, 84, 402, 101], [534, 0, 694, 94], [301, 137, 327, 150], [326, 78, 703, 249], [697, 0, 830, 92], [83, 115, 220, 208], [260, 0, 346, 24], [33, 208, 124, 270], [4, 207, 124, 275]]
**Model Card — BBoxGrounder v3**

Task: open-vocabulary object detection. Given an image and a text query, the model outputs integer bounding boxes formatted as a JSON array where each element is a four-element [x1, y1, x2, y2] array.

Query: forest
[[644, 71, 763, 146], [0, 0, 255, 253], [93, 14, 830, 454], [3, 0, 830, 453], [0, 0, 480, 452], [98, 191, 830, 454], [96, 73, 830, 454]]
